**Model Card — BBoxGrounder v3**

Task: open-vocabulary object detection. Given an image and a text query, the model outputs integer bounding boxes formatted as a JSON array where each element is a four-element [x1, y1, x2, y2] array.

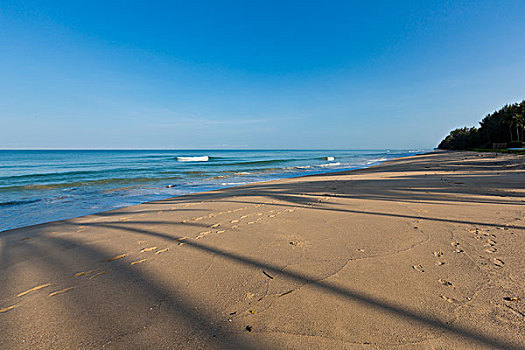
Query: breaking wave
[[177, 156, 209, 162]]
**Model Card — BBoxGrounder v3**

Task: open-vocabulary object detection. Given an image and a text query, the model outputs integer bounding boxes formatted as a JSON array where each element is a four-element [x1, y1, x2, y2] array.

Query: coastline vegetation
[[438, 100, 525, 151]]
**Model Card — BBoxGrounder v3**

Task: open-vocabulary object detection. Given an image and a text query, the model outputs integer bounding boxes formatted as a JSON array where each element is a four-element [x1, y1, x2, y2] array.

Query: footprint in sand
[[441, 295, 455, 303], [196, 231, 212, 239], [49, 287, 74, 297], [485, 247, 497, 253], [492, 258, 504, 268], [75, 269, 100, 277], [17, 284, 50, 297], [176, 237, 188, 246], [436, 261, 446, 266], [438, 279, 454, 287], [211, 223, 220, 228], [140, 247, 157, 253], [156, 248, 169, 255], [130, 258, 148, 266], [216, 230, 225, 234], [0, 305, 16, 313], [485, 239, 497, 246], [90, 271, 108, 279], [231, 220, 239, 223], [107, 253, 127, 262], [433, 251, 443, 257], [412, 264, 425, 272]]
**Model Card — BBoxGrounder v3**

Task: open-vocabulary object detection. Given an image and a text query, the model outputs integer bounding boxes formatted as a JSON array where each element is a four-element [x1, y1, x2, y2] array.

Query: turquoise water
[[0, 150, 425, 232]]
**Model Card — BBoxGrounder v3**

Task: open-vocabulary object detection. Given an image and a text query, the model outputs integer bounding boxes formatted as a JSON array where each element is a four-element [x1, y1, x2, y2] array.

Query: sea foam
[[319, 162, 341, 167], [177, 156, 209, 162]]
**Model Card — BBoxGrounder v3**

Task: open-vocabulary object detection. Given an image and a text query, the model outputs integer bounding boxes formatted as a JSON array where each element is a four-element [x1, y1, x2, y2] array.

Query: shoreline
[[1, 151, 523, 349], [1, 150, 427, 234]]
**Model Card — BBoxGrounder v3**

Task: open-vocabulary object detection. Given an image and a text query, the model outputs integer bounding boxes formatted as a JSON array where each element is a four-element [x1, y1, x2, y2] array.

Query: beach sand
[[0, 151, 524, 349]]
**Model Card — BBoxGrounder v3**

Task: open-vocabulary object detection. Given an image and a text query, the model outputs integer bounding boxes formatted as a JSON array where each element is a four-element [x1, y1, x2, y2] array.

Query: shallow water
[[0, 149, 426, 231]]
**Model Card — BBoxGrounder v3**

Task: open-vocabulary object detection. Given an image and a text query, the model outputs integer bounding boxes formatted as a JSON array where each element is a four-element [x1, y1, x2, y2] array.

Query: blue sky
[[1, 1, 524, 149]]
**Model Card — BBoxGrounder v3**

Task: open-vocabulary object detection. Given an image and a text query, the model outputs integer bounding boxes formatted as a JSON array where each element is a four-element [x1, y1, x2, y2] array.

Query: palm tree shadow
[[0, 232, 264, 349], [58, 219, 524, 350]]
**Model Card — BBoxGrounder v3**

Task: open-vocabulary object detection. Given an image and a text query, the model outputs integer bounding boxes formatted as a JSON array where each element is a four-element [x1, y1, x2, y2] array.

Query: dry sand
[[0, 151, 524, 349]]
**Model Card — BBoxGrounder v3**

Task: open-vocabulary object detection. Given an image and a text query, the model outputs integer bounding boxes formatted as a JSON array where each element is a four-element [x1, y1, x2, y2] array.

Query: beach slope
[[0, 151, 524, 349]]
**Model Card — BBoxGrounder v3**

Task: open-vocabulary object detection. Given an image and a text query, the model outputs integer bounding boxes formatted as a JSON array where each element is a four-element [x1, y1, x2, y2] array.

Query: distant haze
[[1, 1, 524, 149]]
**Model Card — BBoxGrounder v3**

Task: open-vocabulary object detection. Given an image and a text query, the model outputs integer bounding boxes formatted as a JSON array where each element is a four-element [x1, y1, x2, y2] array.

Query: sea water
[[0, 149, 425, 232]]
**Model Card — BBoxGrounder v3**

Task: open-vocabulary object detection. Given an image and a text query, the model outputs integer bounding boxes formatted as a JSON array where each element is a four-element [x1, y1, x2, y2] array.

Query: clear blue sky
[[1, 1, 524, 149]]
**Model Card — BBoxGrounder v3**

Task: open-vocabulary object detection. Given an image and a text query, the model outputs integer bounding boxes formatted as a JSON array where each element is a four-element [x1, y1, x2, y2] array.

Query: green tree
[[439, 99, 525, 149]]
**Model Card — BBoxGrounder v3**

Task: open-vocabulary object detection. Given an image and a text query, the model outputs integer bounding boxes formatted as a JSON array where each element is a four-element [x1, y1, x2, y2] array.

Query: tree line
[[438, 100, 525, 150]]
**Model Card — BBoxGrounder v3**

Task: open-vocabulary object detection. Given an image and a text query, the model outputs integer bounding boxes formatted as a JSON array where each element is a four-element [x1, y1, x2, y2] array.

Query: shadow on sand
[[1, 151, 524, 349]]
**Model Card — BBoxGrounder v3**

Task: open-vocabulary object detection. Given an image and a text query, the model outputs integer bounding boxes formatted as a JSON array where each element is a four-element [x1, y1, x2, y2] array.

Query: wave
[[0, 167, 152, 181], [176, 156, 209, 162], [0, 176, 183, 192], [0, 199, 41, 207], [174, 156, 326, 167], [325, 156, 335, 161], [215, 158, 293, 167], [319, 162, 341, 167], [205, 175, 229, 180], [284, 165, 312, 170], [366, 157, 387, 164]]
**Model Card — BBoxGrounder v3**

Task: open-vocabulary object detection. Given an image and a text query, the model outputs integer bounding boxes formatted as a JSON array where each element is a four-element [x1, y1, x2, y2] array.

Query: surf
[[176, 156, 209, 162]]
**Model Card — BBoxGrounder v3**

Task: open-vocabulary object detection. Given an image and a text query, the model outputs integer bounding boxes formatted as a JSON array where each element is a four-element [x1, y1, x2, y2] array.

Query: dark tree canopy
[[438, 100, 525, 150]]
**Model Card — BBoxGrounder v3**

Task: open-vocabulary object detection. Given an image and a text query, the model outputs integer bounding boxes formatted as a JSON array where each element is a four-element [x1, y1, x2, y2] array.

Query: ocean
[[0, 149, 425, 232]]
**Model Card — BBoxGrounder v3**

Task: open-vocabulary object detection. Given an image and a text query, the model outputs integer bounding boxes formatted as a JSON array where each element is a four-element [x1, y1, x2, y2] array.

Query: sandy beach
[[0, 151, 523, 349]]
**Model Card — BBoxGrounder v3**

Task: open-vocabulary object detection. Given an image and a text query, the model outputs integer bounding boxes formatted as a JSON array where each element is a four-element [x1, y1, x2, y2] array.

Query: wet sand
[[0, 151, 524, 349]]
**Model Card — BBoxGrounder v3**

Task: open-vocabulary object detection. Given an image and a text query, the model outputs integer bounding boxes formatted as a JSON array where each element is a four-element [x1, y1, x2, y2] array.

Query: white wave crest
[[177, 156, 209, 162], [366, 157, 387, 164], [319, 162, 341, 167], [325, 156, 335, 161]]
